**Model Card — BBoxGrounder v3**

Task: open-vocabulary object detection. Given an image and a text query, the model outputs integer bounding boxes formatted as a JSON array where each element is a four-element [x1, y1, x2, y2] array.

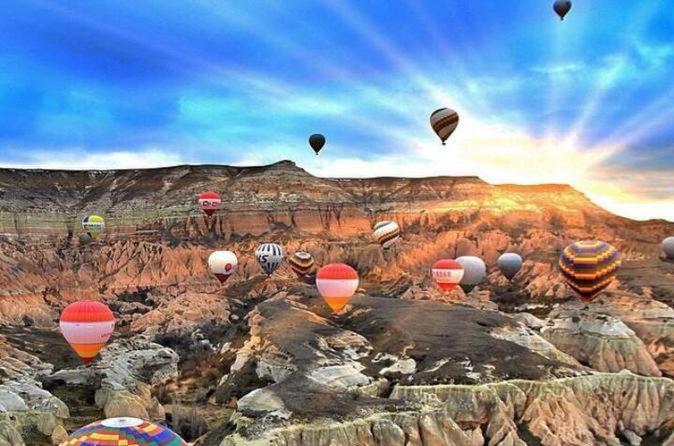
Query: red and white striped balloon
[[432, 259, 464, 292], [60, 301, 115, 364], [316, 263, 359, 313]]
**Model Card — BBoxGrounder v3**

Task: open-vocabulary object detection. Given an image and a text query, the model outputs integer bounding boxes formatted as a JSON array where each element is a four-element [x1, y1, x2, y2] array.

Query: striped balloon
[[559, 240, 621, 301], [61, 417, 186, 445], [430, 108, 459, 145], [198, 191, 221, 216], [373, 221, 401, 249], [316, 263, 359, 313], [288, 251, 315, 277], [60, 301, 115, 364], [432, 259, 464, 292], [82, 215, 105, 240], [255, 243, 284, 275]]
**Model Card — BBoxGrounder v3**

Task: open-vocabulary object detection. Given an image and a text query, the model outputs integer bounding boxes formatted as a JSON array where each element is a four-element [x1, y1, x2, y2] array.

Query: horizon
[[1, 1, 673, 221]]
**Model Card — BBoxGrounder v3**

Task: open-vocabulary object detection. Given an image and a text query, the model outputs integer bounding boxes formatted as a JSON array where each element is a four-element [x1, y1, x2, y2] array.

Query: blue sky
[[0, 0, 673, 220]]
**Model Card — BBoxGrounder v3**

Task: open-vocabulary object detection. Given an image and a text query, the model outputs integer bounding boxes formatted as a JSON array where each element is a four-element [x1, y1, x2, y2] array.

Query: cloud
[[0, 149, 186, 170]]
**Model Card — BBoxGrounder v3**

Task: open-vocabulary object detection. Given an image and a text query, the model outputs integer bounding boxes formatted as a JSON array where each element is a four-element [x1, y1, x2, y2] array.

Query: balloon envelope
[[208, 251, 238, 283], [60, 301, 115, 364], [663, 237, 674, 259], [559, 240, 621, 301], [432, 259, 464, 292], [373, 221, 401, 249], [289, 251, 315, 277], [255, 243, 284, 275], [309, 134, 326, 155], [82, 215, 105, 240], [456, 256, 486, 293], [316, 263, 359, 312], [498, 253, 523, 281], [553, 0, 572, 20], [430, 108, 459, 145], [198, 191, 221, 216], [62, 417, 186, 445]]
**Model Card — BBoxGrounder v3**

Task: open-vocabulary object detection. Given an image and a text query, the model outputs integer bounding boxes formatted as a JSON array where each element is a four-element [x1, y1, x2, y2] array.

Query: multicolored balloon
[[373, 221, 401, 249], [497, 253, 523, 281], [662, 237, 674, 260], [316, 263, 359, 313], [309, 134, 326, 155], [208, 250, 238, 283], [59, 301, 115, 364], [82, 215, 105, 240], [559, 240, 621, 301], [456, 256, 486, 293], [553, 0, 572, 20], [61, 417, 186, 445], [288, 251, 315, 277], [432, 259, 464, 292], [430, 108, 459, 145], [255, 243, 284, 275], [198, 191, 221, 216]]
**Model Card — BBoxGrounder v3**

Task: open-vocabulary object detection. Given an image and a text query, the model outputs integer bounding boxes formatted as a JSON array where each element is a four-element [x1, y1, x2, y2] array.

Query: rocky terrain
[[0, 161, 673, 445]]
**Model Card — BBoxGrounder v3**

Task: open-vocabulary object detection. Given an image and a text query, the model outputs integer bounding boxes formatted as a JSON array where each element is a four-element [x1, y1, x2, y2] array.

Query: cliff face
[[220, 374, 674, 446], [0, 162, 673, 445]]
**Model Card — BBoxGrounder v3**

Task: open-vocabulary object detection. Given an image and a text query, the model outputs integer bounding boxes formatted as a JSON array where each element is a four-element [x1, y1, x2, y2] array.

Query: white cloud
[[0, 149, 186, 170]]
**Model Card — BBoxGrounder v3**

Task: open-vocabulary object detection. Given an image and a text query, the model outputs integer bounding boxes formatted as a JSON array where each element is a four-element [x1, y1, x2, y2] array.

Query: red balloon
[[60, 301, 115, 364], [432, 259, 464, 292], [316, 263, 359, 312], [198, 191, 221, 216]]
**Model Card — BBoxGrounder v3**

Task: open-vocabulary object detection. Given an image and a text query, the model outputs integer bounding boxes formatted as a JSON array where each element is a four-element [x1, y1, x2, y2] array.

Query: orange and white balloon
[[198, 191, 221, 216], [60, 301, 115, 364], [208, 251, 238, 283], [316, 263, 359, 313], [432, 259, 464, 292]]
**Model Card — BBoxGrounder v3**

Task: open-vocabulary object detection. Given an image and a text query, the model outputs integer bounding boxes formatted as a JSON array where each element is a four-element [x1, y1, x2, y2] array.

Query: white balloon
[[208, 251, 238, 283]]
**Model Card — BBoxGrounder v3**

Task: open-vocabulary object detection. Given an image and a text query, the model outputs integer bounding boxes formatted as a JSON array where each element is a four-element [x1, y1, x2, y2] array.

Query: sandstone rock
[[541, 310, 661, 376], [50, 425, 68, 445]]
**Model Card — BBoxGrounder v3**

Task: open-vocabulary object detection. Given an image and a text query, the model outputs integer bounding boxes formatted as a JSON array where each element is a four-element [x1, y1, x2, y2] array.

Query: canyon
[[0, 161, 673, 445]]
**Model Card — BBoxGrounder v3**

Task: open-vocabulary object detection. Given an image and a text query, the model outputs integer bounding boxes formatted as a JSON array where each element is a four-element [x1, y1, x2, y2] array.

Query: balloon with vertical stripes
[[255, 243, 284, 275]]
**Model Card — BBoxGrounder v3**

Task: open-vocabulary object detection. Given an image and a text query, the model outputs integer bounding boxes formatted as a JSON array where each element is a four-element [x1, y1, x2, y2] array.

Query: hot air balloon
[[309, 134, 326, 155], [430, 108, 459, 145], [553, 0, 572, 20], [59, 301, 115, 364], [208, 250, 238, 283], [456, 256, 486, 293], [198, 191, 221, 216], [662, 237, 674, 260], [498, 253, 523, 281], [432, 259, 464, 292], [61, 417, 187, 445], [559, 240, 621, 301], [288, 251, 315, 277], [303, 272, 317, 285], [316, 263, 359, 313], [373, 221, 401, 249], [82, 215, 105, 240], [255, 243, 284, 275]]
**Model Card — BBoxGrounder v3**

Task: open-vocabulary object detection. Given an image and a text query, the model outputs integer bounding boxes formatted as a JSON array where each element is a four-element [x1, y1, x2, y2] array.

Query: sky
[[0, 0, 673, 221]]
